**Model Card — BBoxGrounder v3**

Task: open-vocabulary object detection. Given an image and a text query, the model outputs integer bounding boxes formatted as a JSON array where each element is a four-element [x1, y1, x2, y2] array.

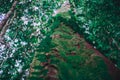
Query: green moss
[[28, 16, 112, 80], [28, 76, 43, 80], [56, 12, 71, 20]]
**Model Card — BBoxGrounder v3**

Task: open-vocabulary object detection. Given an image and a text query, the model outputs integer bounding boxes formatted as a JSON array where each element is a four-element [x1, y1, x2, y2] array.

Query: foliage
[[0, 0, 64, 79], [70, 0, 120, 68], [0, 0, 120, 79]]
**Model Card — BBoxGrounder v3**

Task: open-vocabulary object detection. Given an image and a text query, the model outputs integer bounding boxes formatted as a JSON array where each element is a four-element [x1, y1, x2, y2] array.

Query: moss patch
[[28, 23, 112, 80]]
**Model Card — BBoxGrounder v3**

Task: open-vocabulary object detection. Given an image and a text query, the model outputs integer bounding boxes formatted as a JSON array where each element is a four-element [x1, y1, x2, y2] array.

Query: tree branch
[[0, 11, 16, 37], [0, 0, 18, 31]]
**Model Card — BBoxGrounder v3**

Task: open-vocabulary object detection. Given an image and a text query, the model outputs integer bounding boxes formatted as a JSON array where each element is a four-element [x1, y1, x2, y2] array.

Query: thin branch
[[0, 11, 16, 37], [107, 22, 120, 51], [111, 38, 120, 51], [0, 0, 18, 31]]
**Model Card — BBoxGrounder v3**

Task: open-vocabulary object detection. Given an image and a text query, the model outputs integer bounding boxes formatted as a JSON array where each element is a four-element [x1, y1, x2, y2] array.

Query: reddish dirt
[[85, 42, 120, 80]]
